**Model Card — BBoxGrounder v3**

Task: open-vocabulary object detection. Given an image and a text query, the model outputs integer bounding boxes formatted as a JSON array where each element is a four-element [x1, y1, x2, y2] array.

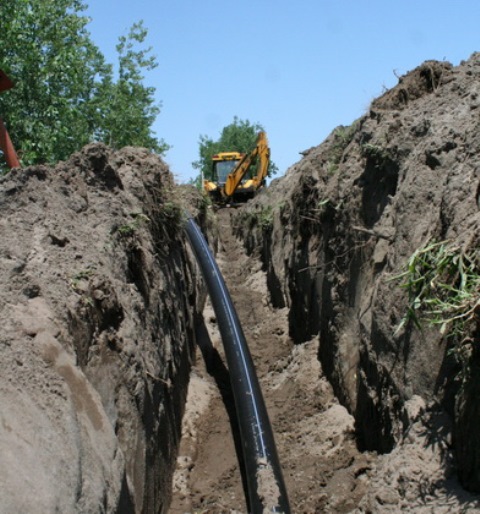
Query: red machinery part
[[0, 69, 20, 168], [0, 70, 14, 92]]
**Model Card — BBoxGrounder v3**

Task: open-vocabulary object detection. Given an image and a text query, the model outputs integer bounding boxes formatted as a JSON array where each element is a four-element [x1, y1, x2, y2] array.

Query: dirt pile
[[231, 53, 480, 507], [0, 144, 205, 512]]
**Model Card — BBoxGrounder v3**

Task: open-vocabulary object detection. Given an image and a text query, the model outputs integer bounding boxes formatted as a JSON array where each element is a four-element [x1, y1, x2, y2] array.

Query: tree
[[0, 1, 166, 169], [95, 22, 168, 154], [192, 117, 278, 182]]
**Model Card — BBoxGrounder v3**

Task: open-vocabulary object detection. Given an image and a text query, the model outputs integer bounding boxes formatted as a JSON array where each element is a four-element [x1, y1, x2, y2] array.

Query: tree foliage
[[0, 0, 166, 169], [193, 116, 278, 181], [94, 22, 167, 153]]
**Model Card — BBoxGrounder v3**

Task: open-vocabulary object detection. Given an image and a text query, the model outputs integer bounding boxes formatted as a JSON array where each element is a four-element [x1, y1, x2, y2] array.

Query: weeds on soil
[[116, 212, 151, 237], [393, 240, 480, 350], [361, 142, 391, 163]]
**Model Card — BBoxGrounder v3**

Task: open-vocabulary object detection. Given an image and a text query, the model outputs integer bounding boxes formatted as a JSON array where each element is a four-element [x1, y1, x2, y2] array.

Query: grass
[[258, 205, 274, 229], [393, 240, 480, 344], [70, 267, 95, 290], [117, 212, 151, 236], [235, 201, 283, 234]]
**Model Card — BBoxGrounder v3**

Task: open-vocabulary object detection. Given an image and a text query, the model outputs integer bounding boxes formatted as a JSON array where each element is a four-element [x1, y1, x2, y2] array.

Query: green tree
[[0, 1, 166, 169], [0, 0, 105, 164], [193, 116, 278, 182], [96, 22, 168, 153]]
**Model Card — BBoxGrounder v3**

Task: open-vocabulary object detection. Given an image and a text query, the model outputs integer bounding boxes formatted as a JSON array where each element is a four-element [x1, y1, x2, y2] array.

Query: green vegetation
[[238, 201, 284, 233], [361, 142, 391, 163], [116, 212, 151, 237], [257, 205, 274, 229], [98, 22, 166, 153], [154, 200, 185, 255], [0, 1, 167, 171], [394, 240, 480, 345], [317, 198, 330, 209], [192, 116, 278, 184], [70, 266, 95, 291]]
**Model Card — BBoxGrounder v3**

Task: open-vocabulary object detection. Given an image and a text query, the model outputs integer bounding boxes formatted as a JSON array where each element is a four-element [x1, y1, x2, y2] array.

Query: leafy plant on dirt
[[361, 142, 391, 163], [258, 205, 275, 229], [70, 267, 95, 287], [315, 198, 331, 214], [252, 201, 290, 231], [116, 212, 151, 237], [236, 203, 277, 233], [394, 240, 480, 347], [300, 198, 347, 226], [153, 200, 185, 253]]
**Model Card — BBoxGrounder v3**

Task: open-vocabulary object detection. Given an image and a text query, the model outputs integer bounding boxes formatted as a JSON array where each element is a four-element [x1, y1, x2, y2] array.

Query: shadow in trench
[[194, 313, 250, 511]]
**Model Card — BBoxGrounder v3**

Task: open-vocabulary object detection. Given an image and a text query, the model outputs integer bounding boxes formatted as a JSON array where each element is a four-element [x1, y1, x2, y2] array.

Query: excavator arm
[[223, 131, 270, 198]]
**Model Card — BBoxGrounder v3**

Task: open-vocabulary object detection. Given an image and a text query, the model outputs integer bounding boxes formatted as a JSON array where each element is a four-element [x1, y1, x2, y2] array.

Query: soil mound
[[232, 52, 480, 510], [0, 144, 204, 512]]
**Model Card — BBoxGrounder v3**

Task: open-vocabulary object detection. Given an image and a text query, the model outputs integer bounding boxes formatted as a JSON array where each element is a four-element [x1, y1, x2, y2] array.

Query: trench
[[183, 214, 290, 513], [169, 203, 480, 513], [169, 209, 373, 513]]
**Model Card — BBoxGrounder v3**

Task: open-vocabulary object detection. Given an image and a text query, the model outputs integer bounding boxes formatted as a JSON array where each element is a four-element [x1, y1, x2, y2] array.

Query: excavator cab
[[204, 151, 243, 203], [213, 154, 242, 187]]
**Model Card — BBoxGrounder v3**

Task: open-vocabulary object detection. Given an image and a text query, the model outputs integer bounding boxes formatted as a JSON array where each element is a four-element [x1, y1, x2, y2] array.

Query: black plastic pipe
[[184, 214, 290, 514]]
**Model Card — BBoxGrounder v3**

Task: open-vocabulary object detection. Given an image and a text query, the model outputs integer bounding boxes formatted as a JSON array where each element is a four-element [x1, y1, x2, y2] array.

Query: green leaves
[[0, 2, 166, 170], [100, 21, 168, 154]]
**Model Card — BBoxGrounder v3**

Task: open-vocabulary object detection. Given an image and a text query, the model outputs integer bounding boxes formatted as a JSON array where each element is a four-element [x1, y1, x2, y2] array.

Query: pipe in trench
[[184, 214, 290, 514]]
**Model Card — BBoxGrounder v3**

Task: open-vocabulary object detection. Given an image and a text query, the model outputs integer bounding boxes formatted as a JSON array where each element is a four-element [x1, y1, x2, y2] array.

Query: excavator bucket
[[0, 69, 20, 169]]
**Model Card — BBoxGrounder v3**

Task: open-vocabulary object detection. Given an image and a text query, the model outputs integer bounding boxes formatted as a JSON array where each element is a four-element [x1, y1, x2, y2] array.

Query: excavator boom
[[224, 131, 269, 197], [0, 69, 20, 169]]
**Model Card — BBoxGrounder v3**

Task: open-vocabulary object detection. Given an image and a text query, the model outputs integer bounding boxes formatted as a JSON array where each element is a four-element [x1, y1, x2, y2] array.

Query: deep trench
[[170, 209, 372, 512]]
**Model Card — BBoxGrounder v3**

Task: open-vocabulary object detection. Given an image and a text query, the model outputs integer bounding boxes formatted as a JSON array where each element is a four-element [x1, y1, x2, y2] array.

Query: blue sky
[[85, 0, 480, 183]]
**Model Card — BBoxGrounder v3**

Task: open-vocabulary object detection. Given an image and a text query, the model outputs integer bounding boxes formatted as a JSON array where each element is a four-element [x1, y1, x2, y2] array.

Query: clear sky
[[84, 0, 480, 183]]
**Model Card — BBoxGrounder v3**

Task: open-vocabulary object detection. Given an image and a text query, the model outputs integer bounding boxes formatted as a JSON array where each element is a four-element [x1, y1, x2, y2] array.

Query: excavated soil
[[0, 145, 205, 513], [170, 210, 480, 513], [2, 53, 480, 514]]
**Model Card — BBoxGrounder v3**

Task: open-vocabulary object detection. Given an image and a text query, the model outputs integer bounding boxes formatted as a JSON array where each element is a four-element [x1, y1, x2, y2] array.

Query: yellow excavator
[[203, 131, 270, 204]]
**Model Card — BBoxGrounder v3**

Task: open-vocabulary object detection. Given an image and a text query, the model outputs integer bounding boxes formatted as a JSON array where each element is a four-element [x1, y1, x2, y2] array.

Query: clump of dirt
[[371, 60, 454, 110], [0, 143, 205, 512]]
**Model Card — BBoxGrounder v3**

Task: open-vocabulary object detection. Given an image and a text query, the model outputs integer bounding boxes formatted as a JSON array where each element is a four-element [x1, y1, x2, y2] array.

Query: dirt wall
[[0, 144, 204, 512], [233, 54, 480, 490]]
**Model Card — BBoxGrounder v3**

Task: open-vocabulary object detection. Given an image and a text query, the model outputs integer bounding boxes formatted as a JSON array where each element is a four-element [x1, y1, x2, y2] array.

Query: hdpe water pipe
[[184, 214, 290, 513]]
